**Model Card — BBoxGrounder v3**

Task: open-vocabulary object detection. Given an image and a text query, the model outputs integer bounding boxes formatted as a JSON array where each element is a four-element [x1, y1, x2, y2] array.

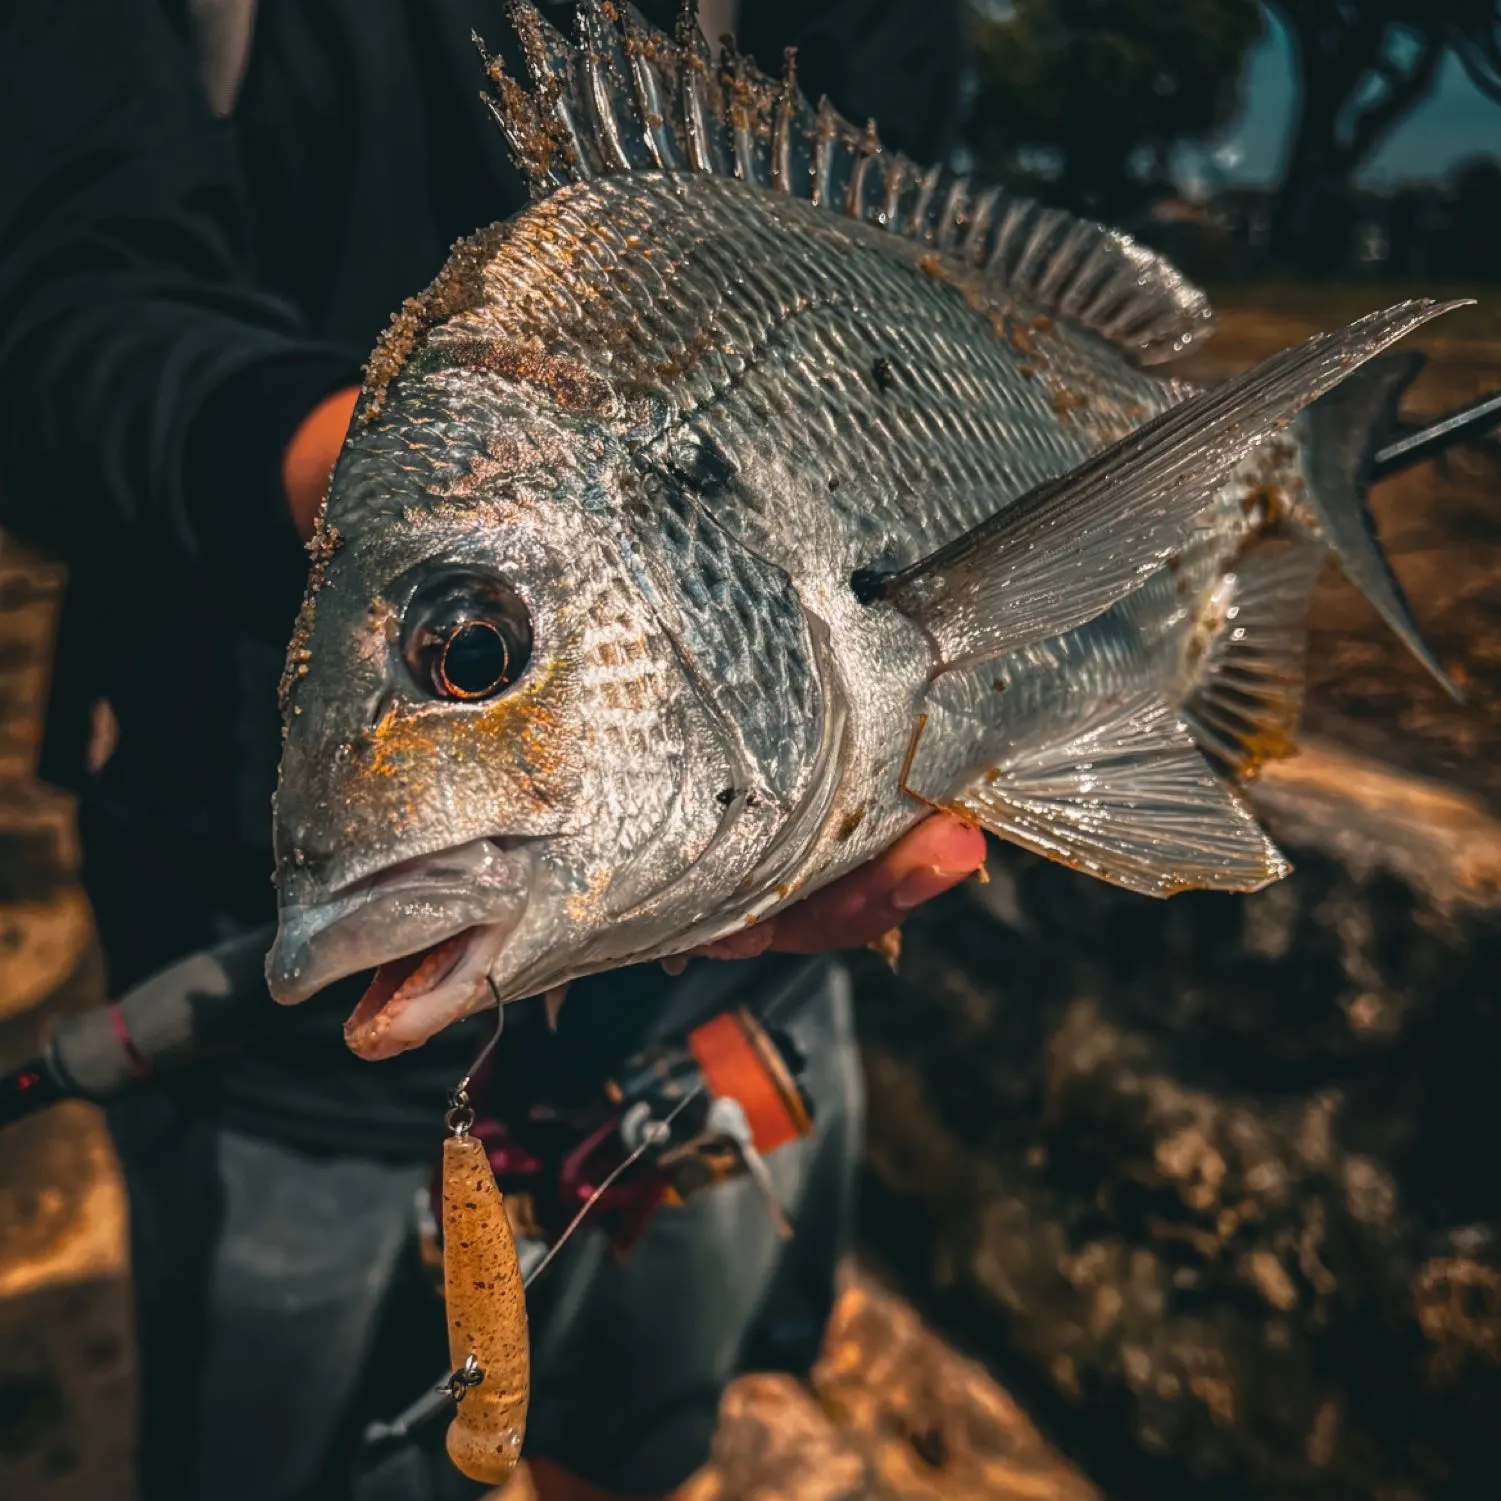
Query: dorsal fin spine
[[811, 99, 838, 208], [1014, 207, 1064, 288], [988, 197, 1032, 268], [622, 16, 679, 170], [503, 2, 593, 181], [881, 155, 911, 230], [474, 33, 543, 191], [1038, 218, 1093, 303], [908, 164, 942, 241], [845, 124, 879, 219], [582, 6, 653, 173], [936, 178, 968, 252], [1060, 235, 1115, 316], [961, 185, 1002, 265], [771, 50, 798, 193], [680, 64, 716, 175], [730, 119, 756, 184], [675, 10, 724, 177], [483, 1, 1217, 365], [584, 54, 632, 171], [721, 49, 767, 186]]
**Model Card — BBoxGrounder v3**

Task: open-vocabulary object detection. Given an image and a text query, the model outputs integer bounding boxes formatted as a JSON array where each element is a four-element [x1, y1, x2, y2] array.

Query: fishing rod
[[0, 927, 289, 1128], [1372, 387, 1501, 480]]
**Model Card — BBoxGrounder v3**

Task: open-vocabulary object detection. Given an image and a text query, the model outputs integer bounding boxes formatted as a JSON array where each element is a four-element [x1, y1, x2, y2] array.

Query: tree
[[1267, 2, 1501, 271], [967, 0, 1265, 221], [1449, 6, 1501, 99]]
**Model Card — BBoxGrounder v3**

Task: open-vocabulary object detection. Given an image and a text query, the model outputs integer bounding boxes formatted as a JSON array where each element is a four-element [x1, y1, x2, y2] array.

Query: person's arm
[[0, 0, 362, 637]]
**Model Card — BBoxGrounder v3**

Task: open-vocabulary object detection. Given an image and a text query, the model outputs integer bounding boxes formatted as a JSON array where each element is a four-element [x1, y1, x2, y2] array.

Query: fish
[[265, 1, 1466, 1059]]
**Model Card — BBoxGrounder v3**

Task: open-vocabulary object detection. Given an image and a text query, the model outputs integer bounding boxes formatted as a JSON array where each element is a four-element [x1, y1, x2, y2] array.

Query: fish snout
[[265, 838, 535, 1007]]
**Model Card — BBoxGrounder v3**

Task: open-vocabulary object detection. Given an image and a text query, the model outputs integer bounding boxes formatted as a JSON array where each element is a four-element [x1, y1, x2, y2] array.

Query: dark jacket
[[0, 0, 963, 1140]]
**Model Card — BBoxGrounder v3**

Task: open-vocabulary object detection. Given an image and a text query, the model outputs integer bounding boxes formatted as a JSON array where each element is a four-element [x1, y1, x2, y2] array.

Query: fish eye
[[402, 570, 532, 702]]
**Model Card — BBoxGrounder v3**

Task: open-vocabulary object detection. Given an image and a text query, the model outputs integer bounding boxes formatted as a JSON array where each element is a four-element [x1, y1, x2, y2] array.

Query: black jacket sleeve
[[0, 1, 363, 636]]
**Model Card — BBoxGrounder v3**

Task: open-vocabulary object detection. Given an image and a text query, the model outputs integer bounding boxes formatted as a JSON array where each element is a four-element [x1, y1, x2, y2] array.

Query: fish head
[[266, 366, 739, 1057]]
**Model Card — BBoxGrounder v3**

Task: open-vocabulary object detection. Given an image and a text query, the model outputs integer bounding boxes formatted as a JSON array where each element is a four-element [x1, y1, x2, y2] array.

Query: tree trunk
[[1269, 60, 1349, 274], [1267, 9, 1442, 275]]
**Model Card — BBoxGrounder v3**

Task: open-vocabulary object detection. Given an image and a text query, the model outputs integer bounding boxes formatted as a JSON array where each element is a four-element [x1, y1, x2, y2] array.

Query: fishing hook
[[444, 975, 506, 1138]]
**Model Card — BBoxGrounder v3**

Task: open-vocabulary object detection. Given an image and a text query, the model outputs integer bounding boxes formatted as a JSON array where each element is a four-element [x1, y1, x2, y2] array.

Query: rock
[[1, 532, 128, 1501], [0, 540, 64, 785], [0, 1103, 134, 1501], [492, 1272, 1096, 1501], [0, 783, 78, 905], [0, 890, 97, 1041]]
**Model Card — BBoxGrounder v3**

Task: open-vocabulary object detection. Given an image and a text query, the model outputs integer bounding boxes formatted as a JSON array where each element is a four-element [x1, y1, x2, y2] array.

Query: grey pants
[[186, 960, 862, 1501]]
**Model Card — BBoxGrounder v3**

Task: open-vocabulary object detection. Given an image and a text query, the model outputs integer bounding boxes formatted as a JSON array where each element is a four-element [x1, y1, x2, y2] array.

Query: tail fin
[[1301, 352, 1460, 699]]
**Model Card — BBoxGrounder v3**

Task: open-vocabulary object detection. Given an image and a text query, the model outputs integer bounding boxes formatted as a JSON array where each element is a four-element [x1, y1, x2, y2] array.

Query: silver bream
[[266, 3, 1465, 1058]]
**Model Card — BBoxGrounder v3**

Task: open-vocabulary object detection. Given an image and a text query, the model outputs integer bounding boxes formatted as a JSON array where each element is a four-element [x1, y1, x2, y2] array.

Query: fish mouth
[[267, 837, 534, 1060], [340, 922, 517, 1061]]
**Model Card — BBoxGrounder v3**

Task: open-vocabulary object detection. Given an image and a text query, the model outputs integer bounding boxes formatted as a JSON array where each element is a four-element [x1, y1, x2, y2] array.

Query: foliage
[[967, 0, 1264, 219], [1266, 2, 1501, 269]]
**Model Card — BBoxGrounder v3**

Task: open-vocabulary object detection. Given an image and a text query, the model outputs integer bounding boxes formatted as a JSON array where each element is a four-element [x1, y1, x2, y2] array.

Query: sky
[[1178, 10, 1500, 195]]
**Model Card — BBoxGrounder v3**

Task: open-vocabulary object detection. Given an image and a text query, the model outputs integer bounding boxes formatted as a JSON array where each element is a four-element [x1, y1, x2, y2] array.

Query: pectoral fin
[[858, 299, 1469, 674], [945, 691, 1289, 898]]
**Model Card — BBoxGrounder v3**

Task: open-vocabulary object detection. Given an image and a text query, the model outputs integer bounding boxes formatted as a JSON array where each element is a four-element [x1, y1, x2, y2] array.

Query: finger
[[691, 923, 779, 962], [769, 814, 987, 953]]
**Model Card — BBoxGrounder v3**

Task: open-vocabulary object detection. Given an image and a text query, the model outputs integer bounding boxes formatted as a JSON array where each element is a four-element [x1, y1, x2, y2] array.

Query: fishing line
[[520, 1080, 703, 1290]]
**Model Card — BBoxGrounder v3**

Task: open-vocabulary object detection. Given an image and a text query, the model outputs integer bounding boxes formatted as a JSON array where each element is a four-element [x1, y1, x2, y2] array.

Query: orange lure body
[[441, 1133, 530, 1485]]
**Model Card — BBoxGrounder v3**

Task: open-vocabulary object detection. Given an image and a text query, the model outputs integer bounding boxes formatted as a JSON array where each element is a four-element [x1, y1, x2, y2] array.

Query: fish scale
[[265, 1, 1464, 1057]]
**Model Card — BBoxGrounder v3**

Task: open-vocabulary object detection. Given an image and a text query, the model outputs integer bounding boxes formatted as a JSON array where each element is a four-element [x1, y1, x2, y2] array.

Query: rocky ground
[[1, 305, 1498, 1501], [0, 541, 129, 1501]]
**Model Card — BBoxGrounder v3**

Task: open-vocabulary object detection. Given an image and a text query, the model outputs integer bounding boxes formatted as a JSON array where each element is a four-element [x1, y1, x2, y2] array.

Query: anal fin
[[1181, 540, 1325, 779], [948, 692, 1290, 898]]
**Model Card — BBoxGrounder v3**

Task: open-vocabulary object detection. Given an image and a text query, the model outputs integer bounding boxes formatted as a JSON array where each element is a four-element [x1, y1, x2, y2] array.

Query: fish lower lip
[[342, 924, 511, 1061], [267, 838, 533, 1008]]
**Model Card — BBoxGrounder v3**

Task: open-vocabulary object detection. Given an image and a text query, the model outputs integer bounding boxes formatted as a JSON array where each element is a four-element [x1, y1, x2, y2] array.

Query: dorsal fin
[[477, 2, 1217, 366]]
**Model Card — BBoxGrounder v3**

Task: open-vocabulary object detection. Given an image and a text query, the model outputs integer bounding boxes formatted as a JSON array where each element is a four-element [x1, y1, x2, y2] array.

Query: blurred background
[[2, 3, 1499, 1500]]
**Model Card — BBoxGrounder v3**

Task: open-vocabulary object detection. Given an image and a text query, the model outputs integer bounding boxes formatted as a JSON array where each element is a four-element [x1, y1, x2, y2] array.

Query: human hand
[[283, 386, 361, 541], [673, 813, 987, 968]]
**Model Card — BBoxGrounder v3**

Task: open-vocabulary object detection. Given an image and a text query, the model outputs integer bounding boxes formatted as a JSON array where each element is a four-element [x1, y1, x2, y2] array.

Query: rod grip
[[0, 1058, 66, 1128], [46, 926, 281, 1100]]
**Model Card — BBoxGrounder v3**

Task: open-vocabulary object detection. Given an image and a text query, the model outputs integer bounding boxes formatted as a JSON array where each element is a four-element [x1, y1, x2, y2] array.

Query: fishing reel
[[610, 1004, 815, 1237], [418, 1004, 816, 1278]]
